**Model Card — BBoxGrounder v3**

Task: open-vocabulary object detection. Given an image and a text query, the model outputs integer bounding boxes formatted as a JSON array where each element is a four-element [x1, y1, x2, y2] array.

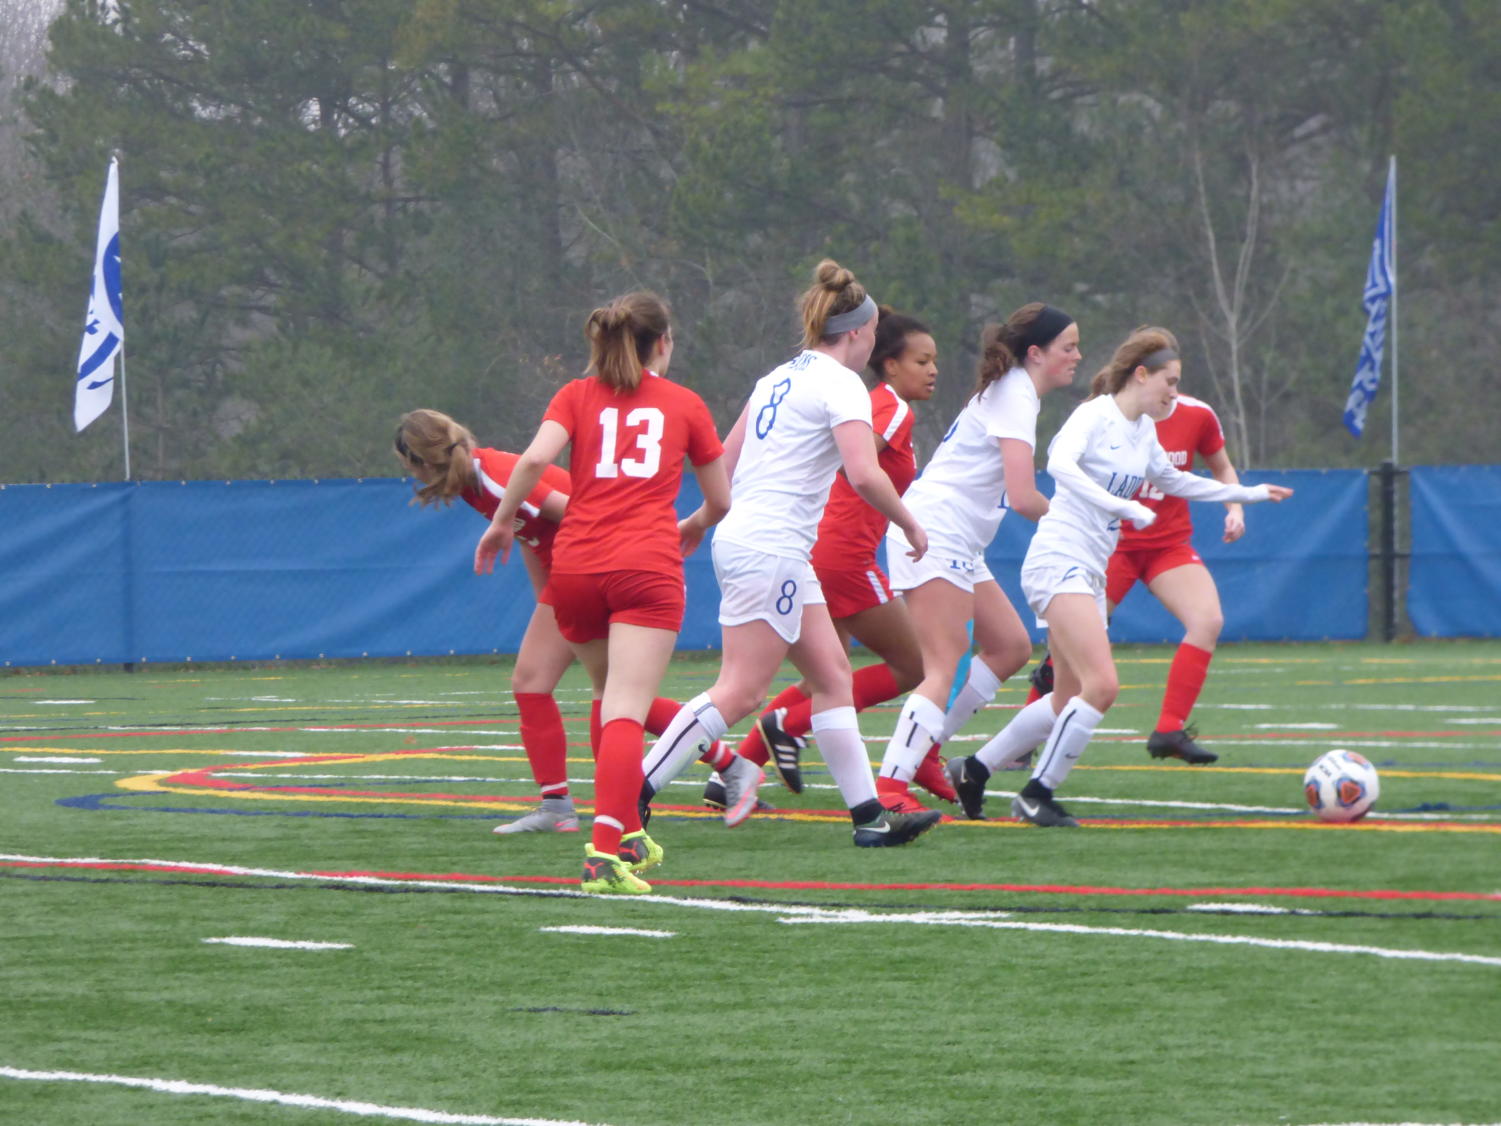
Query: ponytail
[[798, 258, 873, 350], [585, 291, 672, 392], [973, 302, 1073, 396]]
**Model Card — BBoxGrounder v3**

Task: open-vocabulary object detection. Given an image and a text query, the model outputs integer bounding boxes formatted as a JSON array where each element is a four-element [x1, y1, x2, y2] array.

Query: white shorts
[[713, 538, 825, 644], [886, 533, 995, 595], [1020, 559, 1107, 627]]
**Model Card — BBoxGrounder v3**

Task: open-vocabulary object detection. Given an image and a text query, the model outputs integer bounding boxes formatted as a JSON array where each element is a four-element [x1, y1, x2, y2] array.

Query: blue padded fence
[[1408, 465, 1501, 638], [0, 466, 1390, 668]]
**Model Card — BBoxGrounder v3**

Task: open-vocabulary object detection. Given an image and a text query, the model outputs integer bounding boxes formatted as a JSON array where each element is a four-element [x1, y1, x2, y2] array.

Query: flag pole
[[1388, 154, 1398, 466], [114, 151, 131, 481]]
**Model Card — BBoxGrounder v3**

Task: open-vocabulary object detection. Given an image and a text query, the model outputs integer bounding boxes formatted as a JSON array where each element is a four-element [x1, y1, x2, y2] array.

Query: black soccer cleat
[[1146, 725, 1218, 765], [852, 808, 943, 847], [758, 707, 806, 794], [944, 754, 991, 820], [1028, 652, 1055, 696], [1010, 778, 1079, 828]]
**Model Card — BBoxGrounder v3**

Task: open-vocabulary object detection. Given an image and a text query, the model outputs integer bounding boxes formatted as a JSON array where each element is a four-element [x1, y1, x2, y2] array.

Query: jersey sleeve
[[1047, 407, 1146, 520], [1146, 440, 1268, 504], [872, 385, 910, 444], [982, 377, 1039, 448], [825, 369, 874, 429], [541, 380, 581, 434], [684, 390, 725, 467], [1195, 403, 1227, 459]]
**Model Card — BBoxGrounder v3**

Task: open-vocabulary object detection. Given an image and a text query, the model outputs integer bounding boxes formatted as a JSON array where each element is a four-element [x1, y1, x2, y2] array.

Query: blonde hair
[[394, 408, 476, 506], [1089, 326, 1181, 398], [798, 258, 869, 350], [584, 291, 672, 392]]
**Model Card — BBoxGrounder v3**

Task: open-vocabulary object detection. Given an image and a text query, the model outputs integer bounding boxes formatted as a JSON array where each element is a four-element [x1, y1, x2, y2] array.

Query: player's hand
[[474, 523, 514, 574], [1265, 485, 1294, 502], [902, 520, 928, 562], [1125, 502, 1156, 531], [678, 516, 706, 558], [1222, 506, 1246, 543]]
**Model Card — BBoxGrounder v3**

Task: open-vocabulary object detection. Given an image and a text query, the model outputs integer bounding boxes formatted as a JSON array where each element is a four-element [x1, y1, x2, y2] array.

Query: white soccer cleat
[[719, 755, 764, 828], [493, 800, 579, 835]]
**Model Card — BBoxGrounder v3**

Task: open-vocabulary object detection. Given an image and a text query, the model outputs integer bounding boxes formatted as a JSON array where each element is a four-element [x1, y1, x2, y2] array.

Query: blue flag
[[1343, 164, 1394, 437], [75, 156, 124, 432]]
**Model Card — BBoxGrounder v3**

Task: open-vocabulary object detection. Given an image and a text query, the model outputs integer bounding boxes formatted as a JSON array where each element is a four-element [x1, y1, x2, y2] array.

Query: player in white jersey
[[640, 260, 942, 848], [875, 304, 1079, 811], [945, 327, 1293, 826]]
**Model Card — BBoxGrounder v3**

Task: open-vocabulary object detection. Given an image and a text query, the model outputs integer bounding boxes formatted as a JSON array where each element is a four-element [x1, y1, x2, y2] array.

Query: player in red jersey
[[395, 409, 740, 837], [475, 292, 730, 894], [1017, 346, 1264, 766], [729, 309, 955, 810]]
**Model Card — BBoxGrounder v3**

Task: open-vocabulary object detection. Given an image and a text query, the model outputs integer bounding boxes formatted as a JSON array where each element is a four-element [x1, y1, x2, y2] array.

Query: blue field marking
[[55, 793, 500, 821]]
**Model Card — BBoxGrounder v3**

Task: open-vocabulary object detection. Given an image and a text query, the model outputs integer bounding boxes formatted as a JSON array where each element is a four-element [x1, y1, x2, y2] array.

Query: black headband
[[1017, 305, 1073, 357], [1139, 347, 1179, 369]]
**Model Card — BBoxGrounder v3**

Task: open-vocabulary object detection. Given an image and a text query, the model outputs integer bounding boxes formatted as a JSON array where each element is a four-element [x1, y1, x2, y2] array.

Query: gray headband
[[823, 294, 878, 336], [1139, 347, 1179, 369]]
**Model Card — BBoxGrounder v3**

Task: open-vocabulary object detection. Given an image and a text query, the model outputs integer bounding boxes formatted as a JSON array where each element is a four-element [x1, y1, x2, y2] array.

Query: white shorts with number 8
[[713, 538, 826, 644]]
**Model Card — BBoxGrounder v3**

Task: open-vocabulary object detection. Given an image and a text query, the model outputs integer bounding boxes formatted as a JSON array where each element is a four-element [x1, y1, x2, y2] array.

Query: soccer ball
[[1303, 749, 1380, 822]]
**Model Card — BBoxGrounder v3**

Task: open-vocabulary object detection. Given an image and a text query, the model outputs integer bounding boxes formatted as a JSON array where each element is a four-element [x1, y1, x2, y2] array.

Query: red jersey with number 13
[[1119, 394, 1227, 550], [543, 372, 723, 577], [811, 382, 916, 570]]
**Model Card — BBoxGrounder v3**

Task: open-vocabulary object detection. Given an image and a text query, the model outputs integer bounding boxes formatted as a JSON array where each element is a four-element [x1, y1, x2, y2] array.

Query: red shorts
[[1106, 543, 1205, 606], [814, 563, 894, 621], [544, 570, 685, 644]]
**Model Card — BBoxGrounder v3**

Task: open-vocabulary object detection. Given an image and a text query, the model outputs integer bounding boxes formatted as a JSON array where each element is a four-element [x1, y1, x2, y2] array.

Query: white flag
[[75, 156, 124, 432]]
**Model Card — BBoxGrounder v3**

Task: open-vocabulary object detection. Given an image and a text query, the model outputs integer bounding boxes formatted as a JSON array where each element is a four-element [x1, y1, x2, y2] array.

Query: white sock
[[975, 693, 1058, 773], [938, 659, 1004, 744], [641, 693, 727, 795], [1033, 698, 1104, 791], [878, 693, 945, 782], [811, 706, 878, 808]]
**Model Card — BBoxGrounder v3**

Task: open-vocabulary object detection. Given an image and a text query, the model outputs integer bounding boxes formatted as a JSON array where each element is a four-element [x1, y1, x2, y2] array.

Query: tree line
[[2, 0, 1498, 485]]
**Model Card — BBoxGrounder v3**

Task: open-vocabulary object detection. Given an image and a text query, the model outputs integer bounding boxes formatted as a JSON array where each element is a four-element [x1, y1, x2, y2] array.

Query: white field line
[[775, 911, 1501, 967], [0, 1067, 610, 1125], [539, 926, 675, 938], [202, 937, 352, 950], [5, 853, 1498, 970], [13, 755, 101, 763]]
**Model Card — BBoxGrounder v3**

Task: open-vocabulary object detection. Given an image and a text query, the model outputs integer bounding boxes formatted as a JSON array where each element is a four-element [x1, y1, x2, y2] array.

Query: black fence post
[[1378, 460, 1398, 642]]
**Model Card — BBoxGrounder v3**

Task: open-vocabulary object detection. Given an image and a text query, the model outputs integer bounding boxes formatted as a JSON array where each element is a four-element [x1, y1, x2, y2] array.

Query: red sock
[[645, 697, 680, 735], [762, 683, 816, 741], [735, 684, 809, 767], [589, 700, 603, 761], [515, 693, 569, 798], [1157, 643, 1214, 732], [851, 664, 902, 712], [876, 775, 910, 797], [591, 718, 645, 854], [1023, 682, 1043, 706]]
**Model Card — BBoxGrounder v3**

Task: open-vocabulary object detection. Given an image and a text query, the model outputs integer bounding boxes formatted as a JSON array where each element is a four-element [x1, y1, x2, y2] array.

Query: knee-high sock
[[515, 692, 569, 798], [975, 693, 1058, 773], [1157, 643, 1213, 732], [737, 683, 810, 767], [589, 700, 603, 762], [592, 718, 645, 854], [640, 693, 727, 797], [938, 659, 1004, 744], [811, 706, 878, 808], [1033, 698, 1104, 791], [879, 693, 946, 783], [647, 695, 728, 768]]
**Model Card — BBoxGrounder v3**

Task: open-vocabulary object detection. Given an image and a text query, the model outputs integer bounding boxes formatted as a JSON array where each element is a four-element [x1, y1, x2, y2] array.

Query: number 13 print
[[595, 406, 665, 478]]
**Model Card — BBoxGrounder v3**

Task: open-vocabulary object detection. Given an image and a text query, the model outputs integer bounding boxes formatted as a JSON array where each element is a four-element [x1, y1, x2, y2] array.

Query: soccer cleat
[[912, 748, 958, 803], [703, 773, 778, 813], [581, 847, 651, 894], [719, 755, 765, 828], [852, 808, 943, 847], [878, 789, 931, 815], [1029, 652, 1055, 696], [617, 830, 664, 874], [493, 800, 579, 835], [758, 707, 806, 794], [944, 755, 990, 820], [1010, 779, 1080, 828], [1147, 725, 1218, 765]]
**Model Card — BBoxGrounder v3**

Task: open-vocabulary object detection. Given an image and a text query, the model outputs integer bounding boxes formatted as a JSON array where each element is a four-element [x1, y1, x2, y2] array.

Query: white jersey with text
[[1028, 394, 1269, 578], [715, 349, 873, 560], [892, 367, 1039, 559]]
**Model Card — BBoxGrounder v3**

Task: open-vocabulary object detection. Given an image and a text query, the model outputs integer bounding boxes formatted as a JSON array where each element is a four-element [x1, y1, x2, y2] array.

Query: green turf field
[[3, 641, 1500, 1125]]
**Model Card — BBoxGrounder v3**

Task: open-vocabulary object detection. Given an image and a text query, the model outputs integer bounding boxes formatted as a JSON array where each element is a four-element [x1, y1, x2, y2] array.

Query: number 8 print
[[755, 378, 793, 439], [775, 579, 797, 616]]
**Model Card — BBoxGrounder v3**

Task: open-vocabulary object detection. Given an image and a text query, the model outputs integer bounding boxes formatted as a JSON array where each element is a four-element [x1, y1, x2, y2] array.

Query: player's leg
[[496, 603, 581, 835], [1144, 560, 1223, 765]]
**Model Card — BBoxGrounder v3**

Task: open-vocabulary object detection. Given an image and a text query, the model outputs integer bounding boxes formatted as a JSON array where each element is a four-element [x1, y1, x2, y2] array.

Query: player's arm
[[835, 419, 926, 560], [1048, 417, 1156, 529], [536, 489, 568, 525], [476, 420, 569, 574], [1203, 447, 1245, 543], [719, 404, 749, 482], [999, 437, 1048, 521], [680, 455, 731, 558]]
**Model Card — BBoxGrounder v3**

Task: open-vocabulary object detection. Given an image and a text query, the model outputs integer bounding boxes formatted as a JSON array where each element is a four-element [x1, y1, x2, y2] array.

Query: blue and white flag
[[1343, 163, 1394, 437], [74, 156, 124, 432]]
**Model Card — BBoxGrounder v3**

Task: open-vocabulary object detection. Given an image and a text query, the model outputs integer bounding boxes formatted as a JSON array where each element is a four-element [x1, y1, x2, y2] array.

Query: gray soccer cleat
[[493, 797, 579, 835]]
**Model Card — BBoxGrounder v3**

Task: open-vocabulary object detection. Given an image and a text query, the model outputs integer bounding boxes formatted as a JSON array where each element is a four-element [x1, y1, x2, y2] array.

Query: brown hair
[[585, 291, 672, 392], [973, 302, 1072, 396], [867, 306, 931, 384], [1089, 326, 1181, 398], [394, 408, 476, 506], [798, 258, 869, 350]]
